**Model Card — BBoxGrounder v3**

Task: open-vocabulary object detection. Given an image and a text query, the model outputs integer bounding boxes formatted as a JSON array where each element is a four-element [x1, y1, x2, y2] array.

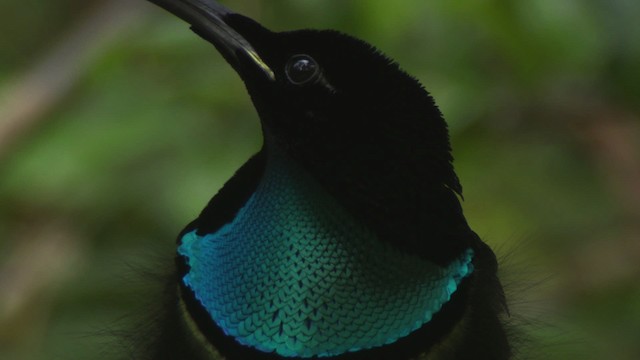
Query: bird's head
[[151, 0, 468, 262], [151, 0, 460, 193]]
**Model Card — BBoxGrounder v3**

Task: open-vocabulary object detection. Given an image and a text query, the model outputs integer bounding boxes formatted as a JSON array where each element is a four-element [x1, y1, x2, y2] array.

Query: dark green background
[[1, 1, 639, 359]]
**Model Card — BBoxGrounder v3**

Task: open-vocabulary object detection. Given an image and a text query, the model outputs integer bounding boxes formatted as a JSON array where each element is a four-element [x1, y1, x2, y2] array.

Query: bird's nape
[[137, 1, 512, 359]]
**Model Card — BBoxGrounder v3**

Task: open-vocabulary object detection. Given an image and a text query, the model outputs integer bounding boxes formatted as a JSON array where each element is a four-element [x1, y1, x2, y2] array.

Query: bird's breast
[[178, 151, 474, 358]]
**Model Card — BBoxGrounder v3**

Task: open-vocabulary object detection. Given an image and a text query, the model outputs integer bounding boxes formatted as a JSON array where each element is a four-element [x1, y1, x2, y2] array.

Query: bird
[[138, 0, 511, 359]]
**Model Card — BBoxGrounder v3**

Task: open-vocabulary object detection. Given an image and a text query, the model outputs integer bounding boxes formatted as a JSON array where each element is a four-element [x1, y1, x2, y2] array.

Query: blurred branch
[[558, 96, 640, 293], [572, 103, 640, 220], [0, 2, 148, 355], [0, 218, 84, 353], [0, 0, 147, 160]]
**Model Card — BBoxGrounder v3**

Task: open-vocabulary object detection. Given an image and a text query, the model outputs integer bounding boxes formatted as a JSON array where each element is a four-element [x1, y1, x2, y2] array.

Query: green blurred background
[[1, 1, 639, 359]]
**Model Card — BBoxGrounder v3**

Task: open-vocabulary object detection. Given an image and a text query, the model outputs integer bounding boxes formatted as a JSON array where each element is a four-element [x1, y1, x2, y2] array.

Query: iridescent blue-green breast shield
[[179, 151, 474, 358]]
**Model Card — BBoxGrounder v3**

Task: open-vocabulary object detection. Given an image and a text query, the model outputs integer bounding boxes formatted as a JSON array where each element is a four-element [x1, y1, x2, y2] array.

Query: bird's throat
[[178, 148, 474, 358]]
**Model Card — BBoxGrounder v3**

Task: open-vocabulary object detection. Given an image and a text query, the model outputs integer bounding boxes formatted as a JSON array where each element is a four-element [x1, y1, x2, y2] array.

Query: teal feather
[[179, 149, 474, 358]]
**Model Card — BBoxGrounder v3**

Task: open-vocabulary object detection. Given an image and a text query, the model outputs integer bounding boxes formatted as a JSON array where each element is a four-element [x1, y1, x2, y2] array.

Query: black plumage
[[138, 1, 511, 359]]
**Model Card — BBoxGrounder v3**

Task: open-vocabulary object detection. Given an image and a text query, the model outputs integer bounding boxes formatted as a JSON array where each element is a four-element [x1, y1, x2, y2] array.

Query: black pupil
[[287, 56, 318, 84]]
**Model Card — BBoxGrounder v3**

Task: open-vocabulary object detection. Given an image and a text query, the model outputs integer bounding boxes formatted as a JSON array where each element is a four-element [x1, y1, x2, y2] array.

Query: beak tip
[[149, 0, 275, 82]]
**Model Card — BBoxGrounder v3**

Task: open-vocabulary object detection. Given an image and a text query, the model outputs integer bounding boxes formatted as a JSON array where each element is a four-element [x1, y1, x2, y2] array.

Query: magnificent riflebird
[[141, 1, 511, 359]]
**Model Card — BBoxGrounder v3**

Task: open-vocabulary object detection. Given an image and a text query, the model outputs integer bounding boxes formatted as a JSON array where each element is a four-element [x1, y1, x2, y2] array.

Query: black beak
[[148, 0, 275, 81]]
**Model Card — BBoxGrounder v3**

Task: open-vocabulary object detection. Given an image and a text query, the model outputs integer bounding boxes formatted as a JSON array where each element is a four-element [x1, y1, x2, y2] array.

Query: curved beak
[[148, 0, 275, 81]]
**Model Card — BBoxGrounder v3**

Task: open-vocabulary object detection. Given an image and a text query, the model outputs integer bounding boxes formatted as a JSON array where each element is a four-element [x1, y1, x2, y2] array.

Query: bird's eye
[[285, 54, 321, 85]]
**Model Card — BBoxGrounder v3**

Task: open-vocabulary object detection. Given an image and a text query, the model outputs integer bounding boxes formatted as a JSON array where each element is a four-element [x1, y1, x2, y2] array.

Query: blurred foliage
[[1, 1, 639, 359]]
